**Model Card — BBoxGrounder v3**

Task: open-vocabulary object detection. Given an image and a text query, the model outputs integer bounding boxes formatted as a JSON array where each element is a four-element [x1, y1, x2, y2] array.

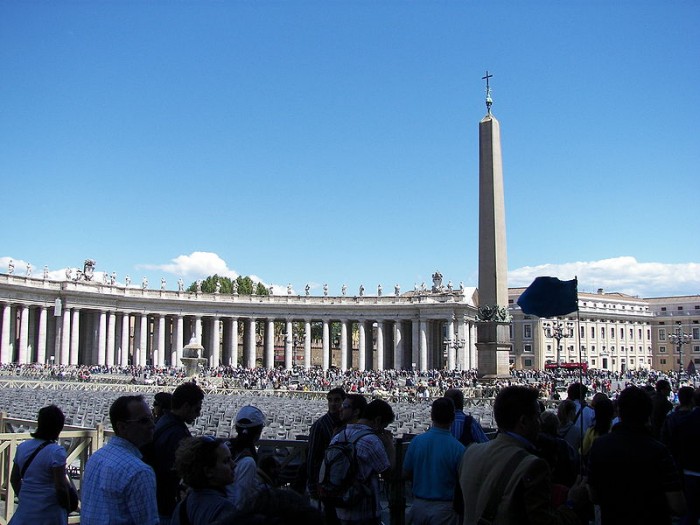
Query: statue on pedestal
[[125, 275, 131, 287], [232, 280, 238, 294], [215, 280, 221, 294], [431, 270, 443, 292], [342, 284, 347, 296], [111, 272, 116, 285], [65, 267, 71, 280], [196, 280, 202, 293], [162, 278, 167, 291], [178, 278, 184, 292], [323, 283, 328, 296], [142, 277, 148, 290], [395, 284, 400, 296], [287, 283, 292, 295], [377, 284, 382, 296], [8, 260, 14, 275], [43, 266, 49, 280], [359, 284, 365, 297], [26, 263, 32, 277], [305, 284, 310, 296]]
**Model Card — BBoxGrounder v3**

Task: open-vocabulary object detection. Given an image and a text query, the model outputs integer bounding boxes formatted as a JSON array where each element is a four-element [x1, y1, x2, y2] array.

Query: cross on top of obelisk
[[482, 70, 493, 114]]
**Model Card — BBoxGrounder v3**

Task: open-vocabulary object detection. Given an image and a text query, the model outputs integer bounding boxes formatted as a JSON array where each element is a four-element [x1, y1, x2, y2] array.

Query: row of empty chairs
[[0, 385, 495, 438]]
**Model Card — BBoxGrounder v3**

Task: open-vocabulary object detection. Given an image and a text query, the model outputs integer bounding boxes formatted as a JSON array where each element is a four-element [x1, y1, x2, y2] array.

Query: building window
[[591, 327, 595, 338], [661, 359, 667, 365], [638, 328, 642, 339], [601, 327, 605, 338], [591, 345, 596, 353], [524, 344, 533, 353], [659, 329, 666, 341], [523, 324, 532, 339], [524, 359, 533, 367], [678, 306, 684, 311], [660, 346, 667, 353], [580, 326, 585, 338], [629, 329, 633, 339], [620, 346, 625, 353], [694, 346, 700, 353], [661, 307, 667, 312], [647, 329, 651, 339], [693, 327, 700, 340]]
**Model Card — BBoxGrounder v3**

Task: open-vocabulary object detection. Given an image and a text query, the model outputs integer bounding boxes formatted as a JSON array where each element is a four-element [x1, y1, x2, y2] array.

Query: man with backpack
[[444, 388, 489, 447], [321, 399, 395, 525]]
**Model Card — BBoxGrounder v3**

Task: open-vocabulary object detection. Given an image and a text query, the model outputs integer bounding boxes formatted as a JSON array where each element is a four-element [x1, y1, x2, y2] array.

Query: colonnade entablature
[[0, 274, 479, 372]]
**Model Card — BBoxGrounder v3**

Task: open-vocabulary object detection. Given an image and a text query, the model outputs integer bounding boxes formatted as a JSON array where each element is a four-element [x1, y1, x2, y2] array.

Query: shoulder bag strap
[[478, 449, 530, 525], [20, 440, 52, 479]]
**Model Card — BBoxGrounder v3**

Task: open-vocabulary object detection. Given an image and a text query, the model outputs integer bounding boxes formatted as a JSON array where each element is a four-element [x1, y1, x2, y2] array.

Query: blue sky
[[2, 1, 699, 298]]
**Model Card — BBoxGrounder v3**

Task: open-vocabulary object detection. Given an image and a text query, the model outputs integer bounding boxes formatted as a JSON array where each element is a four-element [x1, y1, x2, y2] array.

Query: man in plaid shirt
[[81, 395, 159, 525]]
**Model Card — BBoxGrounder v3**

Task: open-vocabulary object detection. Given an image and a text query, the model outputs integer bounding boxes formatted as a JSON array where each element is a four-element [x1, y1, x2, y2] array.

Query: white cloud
[[138, 252, 240, 280], [509, 256, 700, 298]]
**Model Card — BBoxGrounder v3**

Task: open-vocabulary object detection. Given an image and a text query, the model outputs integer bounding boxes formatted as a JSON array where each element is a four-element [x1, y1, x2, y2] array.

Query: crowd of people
[[8, 374, 700, 525], [2, 362, 698, 401]]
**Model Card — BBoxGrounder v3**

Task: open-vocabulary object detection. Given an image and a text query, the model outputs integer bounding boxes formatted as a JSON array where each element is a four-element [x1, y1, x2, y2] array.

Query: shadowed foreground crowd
[[8, 379, 700, 525]]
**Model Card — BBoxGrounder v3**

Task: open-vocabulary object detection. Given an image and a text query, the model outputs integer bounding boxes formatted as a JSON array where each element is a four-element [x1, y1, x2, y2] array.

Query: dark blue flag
[[517, 277, 578, 317]]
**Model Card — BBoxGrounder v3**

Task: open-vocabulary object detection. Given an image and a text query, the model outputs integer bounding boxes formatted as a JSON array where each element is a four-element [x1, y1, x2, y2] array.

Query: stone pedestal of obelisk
[[476, 104, 512, 378]]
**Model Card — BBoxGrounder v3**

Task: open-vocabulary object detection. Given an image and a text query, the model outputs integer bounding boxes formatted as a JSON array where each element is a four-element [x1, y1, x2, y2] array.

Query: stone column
[[1, 303, 11, 364], [19, 306, 29, 364], [175, 315, 184, 366], [419, 319, 428, 372], [468, 320, 477, 370], [139, 313, 148, 366], [37, 306, 48, 364], [98, 310, 107, 366], [157, 315, 166, 367], [70, 308, 80, 365], [209, 317, 219, 367], [340, 319, 349, 372], [358, 321, 366, 371], [447, 315, 456, 370], [195, 316, 202, 345], [265, 319, 275, 368], [229, 318, 239, 367], [412, 319, 420, 370], [285, 319, 293, 370], [107, 312, 116, 367], [120, 313, 130, 366], [304, 319, 312, 369], [393, 320, 403, 370], [322, 319, 330, 370], [246, 318, 257, 368], [376, 320, 385, 371], [61, 308, 71, 365]]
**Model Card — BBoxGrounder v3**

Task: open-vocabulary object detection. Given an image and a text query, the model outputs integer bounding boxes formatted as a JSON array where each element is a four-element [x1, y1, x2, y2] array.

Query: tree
[[186, 275, 270, 295]]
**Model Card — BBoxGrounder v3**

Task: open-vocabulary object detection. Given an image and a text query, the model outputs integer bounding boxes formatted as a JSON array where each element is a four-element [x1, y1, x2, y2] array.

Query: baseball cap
[[235, 406, 266, 428]]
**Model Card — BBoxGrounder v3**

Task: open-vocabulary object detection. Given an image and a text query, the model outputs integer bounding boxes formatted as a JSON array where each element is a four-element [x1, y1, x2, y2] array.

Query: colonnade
[[0, 277, 478, 371]]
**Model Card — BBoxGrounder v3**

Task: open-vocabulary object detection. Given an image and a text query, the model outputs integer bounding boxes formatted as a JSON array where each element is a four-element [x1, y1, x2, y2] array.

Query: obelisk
[[476, 72, 512, 377]]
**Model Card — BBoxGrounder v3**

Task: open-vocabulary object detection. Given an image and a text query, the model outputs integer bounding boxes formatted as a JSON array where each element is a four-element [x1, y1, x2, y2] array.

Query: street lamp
[[668, 321, 691, 378], [543, 320, 574, 367], [443, 338, 465, 370]]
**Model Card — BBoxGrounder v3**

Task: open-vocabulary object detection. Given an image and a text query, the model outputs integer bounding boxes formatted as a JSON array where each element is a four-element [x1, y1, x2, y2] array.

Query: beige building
[[645, 295, 700, 373], [509, 288, 700, 373]]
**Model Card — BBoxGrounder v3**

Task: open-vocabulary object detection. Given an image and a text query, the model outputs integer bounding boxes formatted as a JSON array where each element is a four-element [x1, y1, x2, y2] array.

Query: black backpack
[[318, 429, 374, 508]]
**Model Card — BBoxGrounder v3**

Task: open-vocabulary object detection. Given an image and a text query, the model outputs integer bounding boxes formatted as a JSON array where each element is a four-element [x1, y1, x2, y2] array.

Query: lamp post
[[668, 321, 691, 378], [543, 320, 575, 366], [543, 320, 574, 392], [443, 338, 465, 370]]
